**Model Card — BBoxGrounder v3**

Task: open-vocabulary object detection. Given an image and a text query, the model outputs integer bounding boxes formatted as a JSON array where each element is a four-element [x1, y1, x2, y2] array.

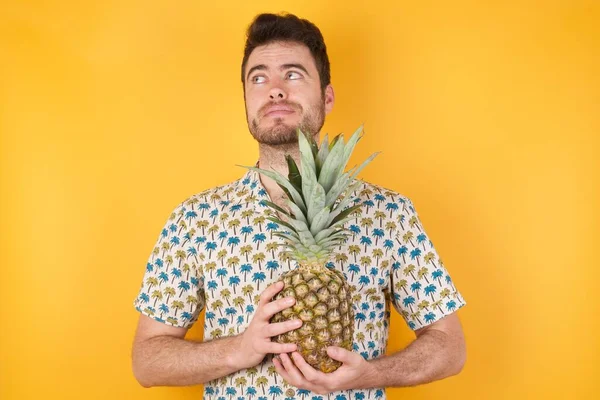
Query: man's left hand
[[272, 346, 376, 395]]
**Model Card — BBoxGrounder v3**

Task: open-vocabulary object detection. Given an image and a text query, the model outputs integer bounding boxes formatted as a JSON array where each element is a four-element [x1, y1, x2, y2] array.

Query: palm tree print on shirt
[[133, 170, 466, 399]]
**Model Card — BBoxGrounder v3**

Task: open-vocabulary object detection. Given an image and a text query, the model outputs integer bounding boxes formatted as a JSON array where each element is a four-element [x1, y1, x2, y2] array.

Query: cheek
[[244, 100, 257, 118], [291, 88, 319, 108], [245, 93, 264, 115]]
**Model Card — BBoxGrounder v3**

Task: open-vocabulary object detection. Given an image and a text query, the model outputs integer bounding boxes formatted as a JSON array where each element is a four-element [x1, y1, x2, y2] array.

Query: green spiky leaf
[[329, 133, 342, 150], [266, 217, 297, 234], [239, 126, 379, 264], [242, 166, 307, 214], [309, 206, 330, 236], [329, 203, 362, 226], [285, 155, 302, 196], [307, 183, 326, 225], [304, 130, 319, 162], [336, 125, 364, 181], [318, 134, 346, 192], [262, 200, 290, 218], [287, 200, 308, 224], [315, 133, 329, 176], [349, 152, 380, 181], [298, 129, 316, 176], [325, 172, 351, 208]]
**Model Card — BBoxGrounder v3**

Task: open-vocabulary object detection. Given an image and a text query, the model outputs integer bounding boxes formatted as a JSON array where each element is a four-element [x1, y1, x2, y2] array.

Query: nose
[[269, 85, 287, 100]]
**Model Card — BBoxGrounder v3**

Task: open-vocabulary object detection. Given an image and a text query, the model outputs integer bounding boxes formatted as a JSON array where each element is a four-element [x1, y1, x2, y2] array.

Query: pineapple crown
[[242, 125, 379, 264]]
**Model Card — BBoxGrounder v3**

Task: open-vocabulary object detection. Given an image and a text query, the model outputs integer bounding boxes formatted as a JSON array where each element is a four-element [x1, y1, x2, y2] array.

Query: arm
[[132, 281, 301, 388], [131, 315, 240, 387], [273, 313, 466, 394], [364, 313, 466, 388]]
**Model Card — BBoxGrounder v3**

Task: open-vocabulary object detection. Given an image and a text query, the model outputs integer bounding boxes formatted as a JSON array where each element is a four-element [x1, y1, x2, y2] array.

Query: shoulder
[[157, 175, 258, 225], [354, 180, 416, 212], [174, 175, 257, 210]]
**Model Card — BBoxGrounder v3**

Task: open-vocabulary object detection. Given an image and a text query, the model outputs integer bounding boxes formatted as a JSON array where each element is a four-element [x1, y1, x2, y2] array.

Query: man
[[132, 12, 466, 399]]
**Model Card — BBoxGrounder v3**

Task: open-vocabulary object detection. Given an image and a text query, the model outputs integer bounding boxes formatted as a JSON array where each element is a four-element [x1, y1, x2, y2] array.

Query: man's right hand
[[233, 281, 302, 370]]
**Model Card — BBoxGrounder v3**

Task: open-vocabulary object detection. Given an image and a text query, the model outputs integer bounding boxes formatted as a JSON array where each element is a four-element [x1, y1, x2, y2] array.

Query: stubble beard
[[248, 96, 325, 146]]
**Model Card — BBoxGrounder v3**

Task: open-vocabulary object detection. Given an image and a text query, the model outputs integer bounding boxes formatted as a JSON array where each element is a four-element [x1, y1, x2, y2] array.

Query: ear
[[324, 84, 335, 114]]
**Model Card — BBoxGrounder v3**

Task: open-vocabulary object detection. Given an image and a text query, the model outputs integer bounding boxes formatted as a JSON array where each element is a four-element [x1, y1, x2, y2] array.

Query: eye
[[286, 71, 302, 80], [251, 75, 266, 84]]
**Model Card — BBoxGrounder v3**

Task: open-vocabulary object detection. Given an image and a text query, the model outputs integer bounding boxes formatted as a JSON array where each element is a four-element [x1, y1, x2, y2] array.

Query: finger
[[327, 346, 357, 364], [264, 342, 298, 354], [259, 296, 296, 319], [272, 356, 293, 383], [258, 281, 285, 307], [279, 353, 307, 385], [264, 319, 302, 337], [291, 352, 326, 383]]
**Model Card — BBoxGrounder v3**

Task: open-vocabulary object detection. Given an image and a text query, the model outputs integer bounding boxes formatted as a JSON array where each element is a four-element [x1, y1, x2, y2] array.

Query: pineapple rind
[[271, 263, 354, 373]]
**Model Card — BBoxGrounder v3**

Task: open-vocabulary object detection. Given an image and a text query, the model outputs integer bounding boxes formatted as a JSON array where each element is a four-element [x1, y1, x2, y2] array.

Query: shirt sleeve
[[389, 197, 466, 330], [133, 199, 206, 328]]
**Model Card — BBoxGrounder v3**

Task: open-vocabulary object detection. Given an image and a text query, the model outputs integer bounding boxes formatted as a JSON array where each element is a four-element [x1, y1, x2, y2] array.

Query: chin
[[253, 126, 299, 145], [264, 120, 298, 135]]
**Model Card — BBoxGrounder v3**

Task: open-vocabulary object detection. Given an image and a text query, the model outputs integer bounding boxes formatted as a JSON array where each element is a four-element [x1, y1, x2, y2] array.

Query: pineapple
[[244, 125, 378, 373]]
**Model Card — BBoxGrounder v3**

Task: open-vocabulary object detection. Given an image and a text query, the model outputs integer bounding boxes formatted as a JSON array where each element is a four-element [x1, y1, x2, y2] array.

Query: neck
[[258, 142, 301, 208]]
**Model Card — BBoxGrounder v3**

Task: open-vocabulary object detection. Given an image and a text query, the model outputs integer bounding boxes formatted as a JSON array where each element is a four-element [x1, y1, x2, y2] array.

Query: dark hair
[[241, 13, 331, 92]]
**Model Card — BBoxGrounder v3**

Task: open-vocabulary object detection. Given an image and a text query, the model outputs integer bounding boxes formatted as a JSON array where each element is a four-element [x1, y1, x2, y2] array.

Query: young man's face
[[243, 41, 334, 145]]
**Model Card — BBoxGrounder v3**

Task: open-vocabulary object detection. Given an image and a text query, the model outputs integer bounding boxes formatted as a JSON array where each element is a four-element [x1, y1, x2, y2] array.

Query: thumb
[[327, 346, 357, 364]]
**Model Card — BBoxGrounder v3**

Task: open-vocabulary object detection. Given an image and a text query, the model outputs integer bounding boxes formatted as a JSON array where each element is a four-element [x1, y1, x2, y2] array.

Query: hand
[[235, 281, 302, 370], [273, 347, 376, 395]]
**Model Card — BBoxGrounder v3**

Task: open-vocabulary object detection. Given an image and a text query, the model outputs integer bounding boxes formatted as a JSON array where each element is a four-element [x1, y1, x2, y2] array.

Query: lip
[[264, 106, 295, 117]]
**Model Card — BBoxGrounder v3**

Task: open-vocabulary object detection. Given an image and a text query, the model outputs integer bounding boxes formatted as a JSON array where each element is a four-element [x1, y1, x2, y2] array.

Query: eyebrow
[[246, 63, 311, 82]]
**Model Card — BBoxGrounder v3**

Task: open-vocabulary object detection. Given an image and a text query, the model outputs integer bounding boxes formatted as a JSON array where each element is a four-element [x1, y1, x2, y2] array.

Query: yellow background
[[1, 0, 598, 399]]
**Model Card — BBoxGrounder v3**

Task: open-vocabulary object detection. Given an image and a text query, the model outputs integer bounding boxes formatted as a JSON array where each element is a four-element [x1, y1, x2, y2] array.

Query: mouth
[[265, 110, 295, 118], [263, 105, 296, 118]]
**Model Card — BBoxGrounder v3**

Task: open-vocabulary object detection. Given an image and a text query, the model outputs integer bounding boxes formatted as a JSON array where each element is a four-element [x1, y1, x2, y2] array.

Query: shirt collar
[[237, 165, 269, 204]]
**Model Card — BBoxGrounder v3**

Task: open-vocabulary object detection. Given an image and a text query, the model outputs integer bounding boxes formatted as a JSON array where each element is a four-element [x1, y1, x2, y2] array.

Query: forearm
[[362, 328, 466, 388], [132, 334, 244, 387]]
